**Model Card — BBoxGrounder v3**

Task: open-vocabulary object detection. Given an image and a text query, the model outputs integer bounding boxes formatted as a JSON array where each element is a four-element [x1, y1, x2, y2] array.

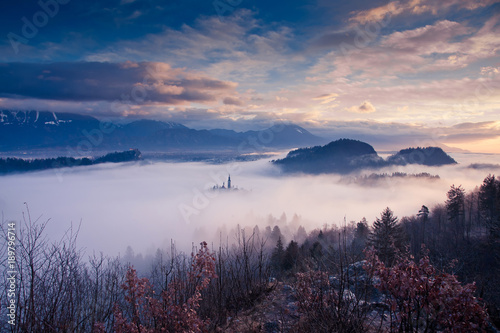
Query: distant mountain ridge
[[273, 139, 457, 174], [209, 124, 321, 147], [0, 110, 324, 153], [0, 110, 98, 126], [0, 110, 103, 151]]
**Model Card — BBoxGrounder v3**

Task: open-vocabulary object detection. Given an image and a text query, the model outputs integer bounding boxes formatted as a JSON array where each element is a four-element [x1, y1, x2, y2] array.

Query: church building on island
[[212, 175, 238, 191]]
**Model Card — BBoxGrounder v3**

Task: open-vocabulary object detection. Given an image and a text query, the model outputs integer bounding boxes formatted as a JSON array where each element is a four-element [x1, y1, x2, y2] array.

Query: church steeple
[[227, 175, 231, 189]]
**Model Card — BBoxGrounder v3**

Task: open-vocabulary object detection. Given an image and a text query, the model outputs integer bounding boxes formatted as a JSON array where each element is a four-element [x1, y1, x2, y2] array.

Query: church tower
[[227, 175, 231, 189]]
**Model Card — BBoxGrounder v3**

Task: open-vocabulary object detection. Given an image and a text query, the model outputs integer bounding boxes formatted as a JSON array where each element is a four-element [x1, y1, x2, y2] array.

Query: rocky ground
[[218, 282, 300, 333]]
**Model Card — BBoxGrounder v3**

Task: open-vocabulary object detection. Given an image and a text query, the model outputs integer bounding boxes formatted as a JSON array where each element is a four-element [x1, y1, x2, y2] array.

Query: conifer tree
[[446, 185, 466, 244], [479, 175, 500, 240], [369, 207, 404, 266], [271, 236, 284, 272], [283, 240, 300, 271], [417, 205, 430, 244], [353, 217, 370, 252]]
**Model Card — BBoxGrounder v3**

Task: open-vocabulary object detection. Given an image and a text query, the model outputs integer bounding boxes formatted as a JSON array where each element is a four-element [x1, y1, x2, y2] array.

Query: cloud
[[82, 9, 301, 93], [305, 14, 500, 116], [349, 0, 498, 24], [304, 119, 500, 153], [223, 97, 244, 106], [350, 2, 403, 24], [313, 93, 338, 105], [381, 20, 470, 54], [347, 101, 376, 114], [0, 62, 237, 106], [481, 66, 500, 76], [438, 121, 500, 143]]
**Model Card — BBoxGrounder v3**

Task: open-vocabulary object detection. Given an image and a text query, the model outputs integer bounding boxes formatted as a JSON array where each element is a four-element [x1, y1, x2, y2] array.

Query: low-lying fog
[[1, 152, 500, 257]]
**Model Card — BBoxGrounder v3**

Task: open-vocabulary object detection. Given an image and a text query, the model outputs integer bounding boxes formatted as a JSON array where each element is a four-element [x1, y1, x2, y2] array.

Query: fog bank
[[1, 152, 499, 256]]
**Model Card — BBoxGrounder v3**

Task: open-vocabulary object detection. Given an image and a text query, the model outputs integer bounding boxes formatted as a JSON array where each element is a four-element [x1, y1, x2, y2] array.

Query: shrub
[[96, 242, 216, 333], [364, 248, 489, 332]]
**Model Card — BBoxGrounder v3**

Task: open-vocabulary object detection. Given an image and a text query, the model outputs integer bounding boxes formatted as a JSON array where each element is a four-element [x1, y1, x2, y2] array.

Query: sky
[[1, 0, 500, 152]]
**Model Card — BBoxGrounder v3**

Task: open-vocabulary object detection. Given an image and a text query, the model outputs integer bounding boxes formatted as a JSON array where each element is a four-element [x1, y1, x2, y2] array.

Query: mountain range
[[0, 110, 324, 153]]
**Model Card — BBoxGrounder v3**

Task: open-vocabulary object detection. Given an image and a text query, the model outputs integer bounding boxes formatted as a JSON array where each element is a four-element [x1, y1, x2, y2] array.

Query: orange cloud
[[350, 0, 497, 24], [347, 101, 376, 114]]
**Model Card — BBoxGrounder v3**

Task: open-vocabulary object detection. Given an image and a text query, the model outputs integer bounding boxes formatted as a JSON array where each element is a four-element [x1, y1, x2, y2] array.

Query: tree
[[98, 242, 217, 333], [269, 225, 283, 247], [417, 205, 430, 246], [369, 207, 405, 266], [479, 175, 500, 240], [295, 225, 308, 244], [446, 185, 466, 244], [310, 241, 324, 262], [464, 190, 480, 243], [352, 217, 370, 253], [318, 229, 324, 240], [282, 240, 300, 271], [417, 205, 429, 219], [271, 236, 284, 272]]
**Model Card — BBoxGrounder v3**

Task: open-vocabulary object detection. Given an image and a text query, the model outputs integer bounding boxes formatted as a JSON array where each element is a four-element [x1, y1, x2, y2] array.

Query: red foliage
[[294, 270, 365, 332], [364, 248, 489, 332], [95, 242, 217, 333], [295, 271, 336, 313]]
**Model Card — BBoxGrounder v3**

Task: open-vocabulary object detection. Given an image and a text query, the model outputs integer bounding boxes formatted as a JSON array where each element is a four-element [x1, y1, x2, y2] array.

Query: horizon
[[1, 0, 499, 153]]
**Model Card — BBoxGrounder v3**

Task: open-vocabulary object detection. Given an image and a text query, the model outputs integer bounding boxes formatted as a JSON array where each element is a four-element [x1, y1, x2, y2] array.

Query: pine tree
[[352, 217, 370, 252], [295, 225, 308, 244], [417, 205, 430, 244], [270, 225, 283, 246], [283, 240, 300, 271], [479, 175, 500, 240], [417, 205, 429, 219], [369, 207, 404, 266], [271, 237, 285, 272], [446, 185, 466, 244]]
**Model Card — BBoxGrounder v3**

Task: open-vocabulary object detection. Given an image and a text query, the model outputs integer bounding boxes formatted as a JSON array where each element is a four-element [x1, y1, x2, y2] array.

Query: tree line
[[0, 149, 141, 175]]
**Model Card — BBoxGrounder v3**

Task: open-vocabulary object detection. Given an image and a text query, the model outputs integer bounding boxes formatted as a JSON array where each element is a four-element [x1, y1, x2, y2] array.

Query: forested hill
[[0, 149, 141, 175], [273, 139, 385, 174], [387, 147, 457, 166], [273, 139, 457, 174]]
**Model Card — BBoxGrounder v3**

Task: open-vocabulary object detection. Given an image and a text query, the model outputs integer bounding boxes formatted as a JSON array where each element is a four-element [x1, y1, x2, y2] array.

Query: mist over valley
[[1, 150, 498, 257]]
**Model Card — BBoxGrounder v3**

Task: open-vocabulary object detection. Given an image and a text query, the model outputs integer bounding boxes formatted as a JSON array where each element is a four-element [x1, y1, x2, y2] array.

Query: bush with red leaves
[[364, 248, 489, 332], [95, 242, 216, 333]]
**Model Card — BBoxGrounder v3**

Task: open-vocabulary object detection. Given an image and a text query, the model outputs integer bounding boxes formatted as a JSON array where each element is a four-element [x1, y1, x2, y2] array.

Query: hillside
[[273, 138, 385, 174], [387, 147, 457, 166]]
